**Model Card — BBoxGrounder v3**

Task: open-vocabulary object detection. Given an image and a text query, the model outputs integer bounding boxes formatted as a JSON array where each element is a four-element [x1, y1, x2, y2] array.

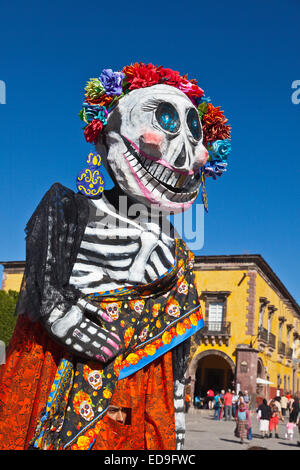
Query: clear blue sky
[[0, 0, 299, 304]]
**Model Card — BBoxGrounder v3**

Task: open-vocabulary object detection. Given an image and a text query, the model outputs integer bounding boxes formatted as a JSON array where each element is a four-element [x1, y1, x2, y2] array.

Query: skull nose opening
[[173, 145, 187, 168]]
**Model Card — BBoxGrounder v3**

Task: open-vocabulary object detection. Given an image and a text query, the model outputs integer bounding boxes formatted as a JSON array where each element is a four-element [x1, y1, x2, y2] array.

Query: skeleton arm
[[18, 183, 124, 363], [40, 298, 123, 363]]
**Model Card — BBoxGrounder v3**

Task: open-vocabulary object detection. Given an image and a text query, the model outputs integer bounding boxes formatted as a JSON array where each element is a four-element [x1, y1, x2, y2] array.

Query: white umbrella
[[256, 377, 274, 385]]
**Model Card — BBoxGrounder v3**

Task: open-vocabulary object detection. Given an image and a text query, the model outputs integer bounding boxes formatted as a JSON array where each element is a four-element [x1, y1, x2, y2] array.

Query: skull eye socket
[[155, 102, 180, 133], [187, 108, 202, 141]]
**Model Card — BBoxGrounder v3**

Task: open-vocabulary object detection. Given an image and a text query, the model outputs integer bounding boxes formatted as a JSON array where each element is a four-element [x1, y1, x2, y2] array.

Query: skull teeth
[[138, 154, 186, 190], [122, 135, 201, 200]]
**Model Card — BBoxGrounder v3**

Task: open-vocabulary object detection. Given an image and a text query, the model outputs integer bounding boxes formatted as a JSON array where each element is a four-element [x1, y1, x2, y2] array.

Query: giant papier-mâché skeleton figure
[[0, 63, 231, 451]]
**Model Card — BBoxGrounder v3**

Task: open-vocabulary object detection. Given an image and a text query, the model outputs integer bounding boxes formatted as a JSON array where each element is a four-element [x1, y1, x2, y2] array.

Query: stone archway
[[188, 350, 236, 404], [256, 357, 269, 401]]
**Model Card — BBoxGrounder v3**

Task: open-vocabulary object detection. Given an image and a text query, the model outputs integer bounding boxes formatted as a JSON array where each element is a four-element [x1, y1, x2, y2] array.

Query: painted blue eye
[[156, 102, 180, 133], [187, 108, 202, 141]]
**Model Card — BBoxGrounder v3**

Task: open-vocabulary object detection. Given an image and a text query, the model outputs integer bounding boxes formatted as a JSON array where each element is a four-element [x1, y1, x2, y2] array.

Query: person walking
[[213, 392, 221, 420], [285, 417, 296, 440], [232, 390, 239, 419], [281, 393, 288, 419], [287, 395, 294, 418], [290, 396, 300, 423], [234, 398, 250, 444], [297, 410, 300, 447], [194, 395, 201, 410], [185, 393, 191, 413], [257, 399, 271, 439], [207, 389, 214, 410], [268, 398, 283, 438], [219, 390, 225, 420], [224, 389, 233, 421], [243, 390, 251, 409]]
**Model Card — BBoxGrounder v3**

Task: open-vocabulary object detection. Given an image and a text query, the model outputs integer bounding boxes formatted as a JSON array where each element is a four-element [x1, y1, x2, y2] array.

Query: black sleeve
[[15, 183, 124, 363], [15, 183, 88, 322]]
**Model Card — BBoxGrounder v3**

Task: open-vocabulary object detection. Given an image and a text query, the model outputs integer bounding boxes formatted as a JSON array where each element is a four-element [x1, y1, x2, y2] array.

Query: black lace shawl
[[15, 183, 89, 322]]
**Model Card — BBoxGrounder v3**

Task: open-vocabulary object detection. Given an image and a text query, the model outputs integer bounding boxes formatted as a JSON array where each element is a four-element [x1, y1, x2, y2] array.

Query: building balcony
[[268, 332, 276, 349], [286, 347, 293, 359], [201, 321, 231, 336], [199, 321, 231, 347], [258, 327, 269, 343], [257, 328, 276, 355], [278, 341, 286, 356]]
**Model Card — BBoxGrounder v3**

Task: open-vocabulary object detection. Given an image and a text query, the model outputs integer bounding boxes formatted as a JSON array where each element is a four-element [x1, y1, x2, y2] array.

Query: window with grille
[[208, 302, 224, 332]]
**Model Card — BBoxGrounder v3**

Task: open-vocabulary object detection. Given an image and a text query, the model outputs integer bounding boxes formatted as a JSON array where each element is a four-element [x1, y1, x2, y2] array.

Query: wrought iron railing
[[201, 321, 231, 335], [258, 327, 269, 343], [268, 332, 276, 349], [286, 347, 293, 358], [278, 341, 286, 356]]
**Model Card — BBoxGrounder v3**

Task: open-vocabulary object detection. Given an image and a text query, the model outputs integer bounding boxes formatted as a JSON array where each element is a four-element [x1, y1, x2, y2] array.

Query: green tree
[[0, 290, 18, 346]]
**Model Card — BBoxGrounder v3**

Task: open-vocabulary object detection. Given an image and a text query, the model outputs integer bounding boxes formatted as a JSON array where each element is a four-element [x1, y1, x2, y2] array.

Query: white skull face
[[105, 302, 120, 320], [139, 326, 149, 342], [177, 281, 188, 295], [133, 300, 144, 314], [79, 400, 94, 421], [87, 371, 103, 390], [102, 84, 208, 213], [166, 302, 180, 318]]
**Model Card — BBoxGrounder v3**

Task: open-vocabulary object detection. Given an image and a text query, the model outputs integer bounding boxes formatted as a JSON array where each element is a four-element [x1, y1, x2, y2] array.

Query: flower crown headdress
[[79, 63, 231, 197]]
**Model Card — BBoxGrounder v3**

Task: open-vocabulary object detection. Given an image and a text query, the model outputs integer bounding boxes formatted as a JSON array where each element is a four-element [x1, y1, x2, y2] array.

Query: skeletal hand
[[42, 298, 123, 362]]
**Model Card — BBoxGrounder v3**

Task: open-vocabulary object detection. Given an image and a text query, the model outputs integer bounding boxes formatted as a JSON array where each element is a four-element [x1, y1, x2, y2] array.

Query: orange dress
[[0, 315, 176, 450]]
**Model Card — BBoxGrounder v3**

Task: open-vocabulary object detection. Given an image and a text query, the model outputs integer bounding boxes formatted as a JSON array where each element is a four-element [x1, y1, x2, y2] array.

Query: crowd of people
[[256, 394, 300, 442], [192, 389, 300, 445]]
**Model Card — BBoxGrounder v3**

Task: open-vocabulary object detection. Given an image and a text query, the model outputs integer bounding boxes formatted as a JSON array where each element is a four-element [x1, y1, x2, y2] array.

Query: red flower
[[183, 318, 192, 329], [202, 103, 231, 146], [154, 338, 163, 349], [170, 327, 177, 338], [123, 63, 160, 90], [157, 66, 182, 88], [84, 119, 103, 144]]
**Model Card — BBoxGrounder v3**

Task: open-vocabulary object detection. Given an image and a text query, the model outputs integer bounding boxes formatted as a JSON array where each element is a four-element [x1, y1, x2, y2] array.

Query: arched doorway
[[188, 350, 236, 401]]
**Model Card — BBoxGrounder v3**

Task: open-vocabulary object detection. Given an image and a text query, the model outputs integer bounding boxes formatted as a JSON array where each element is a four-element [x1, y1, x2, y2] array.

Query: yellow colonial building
[[1, 262, 24, 292], [188, 254, 300, 406], [1, 254, 300, 407]]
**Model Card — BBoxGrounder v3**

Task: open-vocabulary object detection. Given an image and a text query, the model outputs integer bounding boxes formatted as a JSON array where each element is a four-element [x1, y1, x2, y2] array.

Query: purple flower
[[204, 160, 227, 180], [99, 69, 124, 96]]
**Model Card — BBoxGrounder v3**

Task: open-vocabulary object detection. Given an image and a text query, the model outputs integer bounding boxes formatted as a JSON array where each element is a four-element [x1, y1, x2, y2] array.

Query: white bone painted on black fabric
[[41, 298, 122, 363]]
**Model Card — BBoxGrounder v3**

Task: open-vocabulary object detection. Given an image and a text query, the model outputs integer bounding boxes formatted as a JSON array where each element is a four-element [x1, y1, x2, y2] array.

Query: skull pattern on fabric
[[87, 371, 103, 390], [100, 302, 121, 321], [129, 299, 145, 315], [139, 326, 149, 342], [98, 84, 208, 213], [79, 400, 94, 421], [177, 279, 189, 295], [165, 299, 181, 318]]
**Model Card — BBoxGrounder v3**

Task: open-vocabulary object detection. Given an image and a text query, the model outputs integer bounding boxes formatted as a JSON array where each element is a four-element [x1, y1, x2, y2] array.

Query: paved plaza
[[184, 409, 300, 450]]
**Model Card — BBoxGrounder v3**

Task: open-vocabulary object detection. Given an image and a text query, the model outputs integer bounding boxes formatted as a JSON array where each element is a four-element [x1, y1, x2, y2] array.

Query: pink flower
[[178, 78, 204, 102]]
